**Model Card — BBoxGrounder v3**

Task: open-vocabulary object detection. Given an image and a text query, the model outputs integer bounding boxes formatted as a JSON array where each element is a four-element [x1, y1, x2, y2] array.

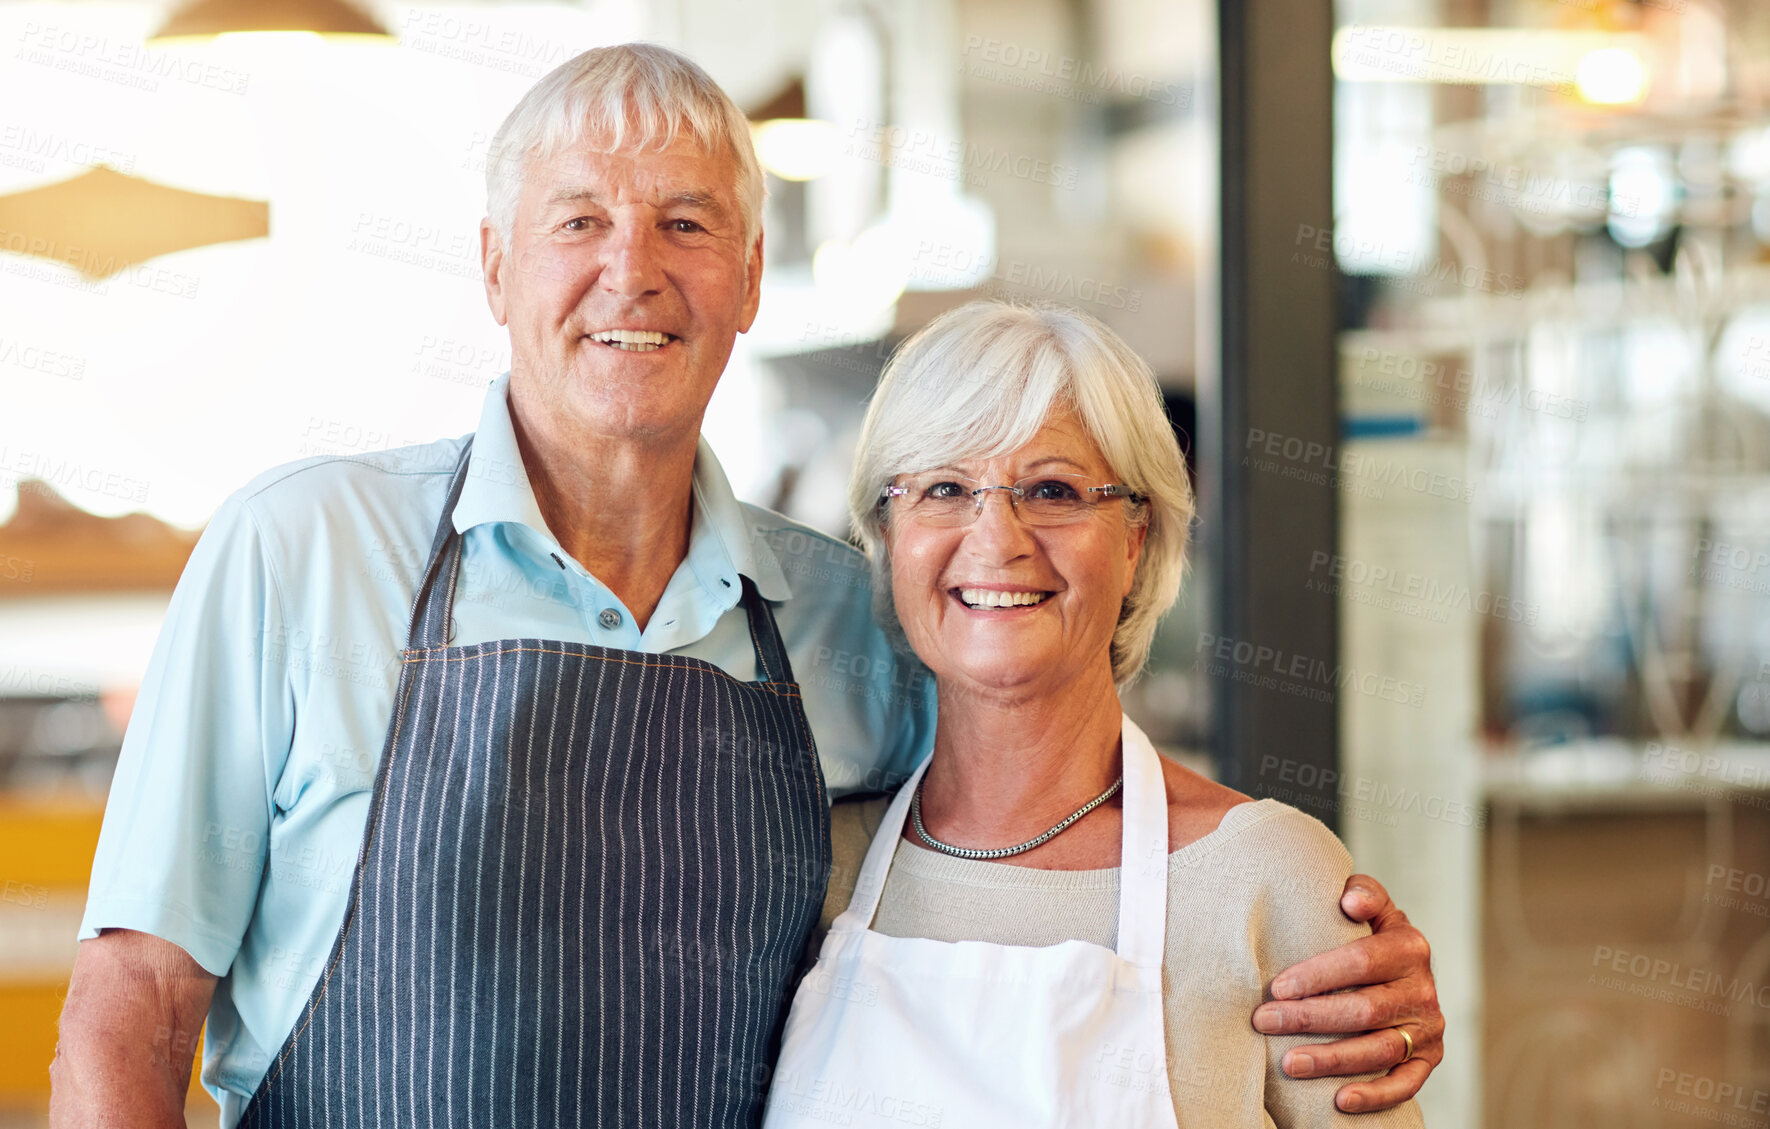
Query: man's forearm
[[50, 930, 216, 1129], [49, 1028, 192, 1129]]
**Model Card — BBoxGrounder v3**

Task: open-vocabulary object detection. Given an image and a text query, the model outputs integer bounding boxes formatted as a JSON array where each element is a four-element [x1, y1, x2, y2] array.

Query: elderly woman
[[762, 302, 1428, 1128]]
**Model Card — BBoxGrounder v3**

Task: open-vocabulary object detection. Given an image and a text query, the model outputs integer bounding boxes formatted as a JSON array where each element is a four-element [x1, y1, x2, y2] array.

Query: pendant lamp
[[151, 0, 393, 42]]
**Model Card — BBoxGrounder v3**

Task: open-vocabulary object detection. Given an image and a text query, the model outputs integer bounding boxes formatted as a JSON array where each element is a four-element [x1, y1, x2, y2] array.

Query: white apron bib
[[762, 714, 1181, 1129]]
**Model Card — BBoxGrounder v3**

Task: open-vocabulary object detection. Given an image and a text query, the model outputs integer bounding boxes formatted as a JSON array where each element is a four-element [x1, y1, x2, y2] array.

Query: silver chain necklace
[[909, 774, 1123, 861]]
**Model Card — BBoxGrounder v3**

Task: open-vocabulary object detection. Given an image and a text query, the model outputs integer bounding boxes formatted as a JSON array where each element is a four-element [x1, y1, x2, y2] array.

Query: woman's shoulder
[[1178, 793, 1349, 861], [822, 792, 895, 931], [831, 792, 893, 852], [1157, 752, 1348, 868], [1165, 795, 1366, 966]]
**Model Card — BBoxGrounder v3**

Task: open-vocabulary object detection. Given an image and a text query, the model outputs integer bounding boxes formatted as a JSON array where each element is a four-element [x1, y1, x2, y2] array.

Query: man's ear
[[737, 228, 765, 334], [481, 219, 509, 327]]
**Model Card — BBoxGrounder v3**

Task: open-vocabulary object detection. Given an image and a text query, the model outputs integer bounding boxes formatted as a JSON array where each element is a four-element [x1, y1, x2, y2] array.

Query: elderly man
[[52, 43, 1442, 1128]]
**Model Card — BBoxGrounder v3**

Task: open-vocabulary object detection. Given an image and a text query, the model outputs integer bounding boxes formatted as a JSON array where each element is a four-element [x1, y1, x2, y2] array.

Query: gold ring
[[1396, 1026, 1415, 1064]]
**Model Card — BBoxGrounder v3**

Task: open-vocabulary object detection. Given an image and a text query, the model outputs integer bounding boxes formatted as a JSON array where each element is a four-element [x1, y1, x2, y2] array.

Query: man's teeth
[[959, 588, 1049, 609], [590, 329, 671, 351]]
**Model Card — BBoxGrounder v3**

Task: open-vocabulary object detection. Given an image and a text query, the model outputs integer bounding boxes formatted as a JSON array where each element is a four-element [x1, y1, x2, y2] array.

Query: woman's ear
[[1122, 518, 1149, 599]]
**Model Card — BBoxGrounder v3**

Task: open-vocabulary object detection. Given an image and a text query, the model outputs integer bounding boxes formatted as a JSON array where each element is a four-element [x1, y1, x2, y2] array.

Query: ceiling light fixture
[[150, 0, 393, 44]]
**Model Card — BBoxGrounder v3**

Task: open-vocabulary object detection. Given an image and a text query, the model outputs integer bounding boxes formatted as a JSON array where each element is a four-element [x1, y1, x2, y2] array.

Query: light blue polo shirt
[[79, 375, 934, 1126]]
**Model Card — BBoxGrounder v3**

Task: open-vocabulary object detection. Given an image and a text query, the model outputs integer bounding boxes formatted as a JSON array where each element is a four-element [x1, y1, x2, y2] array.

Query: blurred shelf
[[1482, 737, 1770, 810]]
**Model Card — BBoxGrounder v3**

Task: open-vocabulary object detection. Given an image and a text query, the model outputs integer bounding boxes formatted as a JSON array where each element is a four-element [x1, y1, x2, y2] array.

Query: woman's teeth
[[958, 588, 1050, 609], [589, 330, 671, 352]]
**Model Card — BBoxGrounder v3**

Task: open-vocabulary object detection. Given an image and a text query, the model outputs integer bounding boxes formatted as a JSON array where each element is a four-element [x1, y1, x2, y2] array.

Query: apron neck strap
[[738, 575, 793, 684], [403, 440, 795, 691], [1113, 715, 1170, 969], [835, 713, 1171, 970], [834, 754, 931, 931], [406, 440, 477, 650]]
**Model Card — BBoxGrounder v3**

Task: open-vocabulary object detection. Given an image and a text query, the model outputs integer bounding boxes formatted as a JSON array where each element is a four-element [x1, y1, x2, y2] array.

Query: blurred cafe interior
[[2, 0, 1770, 1125]]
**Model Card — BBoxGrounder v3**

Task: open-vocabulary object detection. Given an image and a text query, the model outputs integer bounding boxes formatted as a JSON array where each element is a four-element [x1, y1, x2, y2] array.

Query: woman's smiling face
[[884, 405, 1147, 699]]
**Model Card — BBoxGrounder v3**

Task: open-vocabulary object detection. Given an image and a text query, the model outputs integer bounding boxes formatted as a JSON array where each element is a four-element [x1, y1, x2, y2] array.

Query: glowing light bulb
[[1576, 47, 1646, 105], [751, 119, 841, 182]]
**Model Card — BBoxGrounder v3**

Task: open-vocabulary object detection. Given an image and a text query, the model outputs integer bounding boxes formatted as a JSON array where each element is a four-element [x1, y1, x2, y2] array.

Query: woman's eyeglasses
[[879, 472, 1145, 527]]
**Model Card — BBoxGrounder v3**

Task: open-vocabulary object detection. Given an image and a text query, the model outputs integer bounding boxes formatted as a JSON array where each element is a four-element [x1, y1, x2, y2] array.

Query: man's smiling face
[[481, 135, 762, 447]]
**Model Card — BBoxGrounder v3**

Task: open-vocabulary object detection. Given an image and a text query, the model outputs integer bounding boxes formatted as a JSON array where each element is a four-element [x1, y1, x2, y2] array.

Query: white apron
[[762, 714, 1181, 1129]]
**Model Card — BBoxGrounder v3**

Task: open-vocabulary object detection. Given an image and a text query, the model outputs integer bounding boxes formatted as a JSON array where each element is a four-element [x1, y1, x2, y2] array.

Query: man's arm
[[1252, 874, 1444, 1114], [51, 929, 219, 1128]]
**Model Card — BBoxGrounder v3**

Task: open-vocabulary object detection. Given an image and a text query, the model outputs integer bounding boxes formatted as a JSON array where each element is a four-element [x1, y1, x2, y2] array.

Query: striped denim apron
[[238, 441, 830, 1128]]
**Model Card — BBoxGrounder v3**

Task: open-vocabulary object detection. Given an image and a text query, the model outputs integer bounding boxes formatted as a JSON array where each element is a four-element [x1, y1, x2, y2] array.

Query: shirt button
[[598, 608, 623, 630]]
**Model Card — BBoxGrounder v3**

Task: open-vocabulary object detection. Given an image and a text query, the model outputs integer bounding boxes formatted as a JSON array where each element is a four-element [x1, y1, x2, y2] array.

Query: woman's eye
[[1027, 479, 1081, 501], [924, 481, 968, 500]]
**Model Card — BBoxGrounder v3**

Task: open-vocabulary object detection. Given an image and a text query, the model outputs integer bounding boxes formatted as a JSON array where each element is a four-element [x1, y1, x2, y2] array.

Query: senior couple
[[54, 44, 1437, 1128]]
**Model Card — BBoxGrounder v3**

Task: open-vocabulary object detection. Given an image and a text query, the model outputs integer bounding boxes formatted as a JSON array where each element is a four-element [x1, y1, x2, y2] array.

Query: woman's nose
[[965, 489, 1037, 556]]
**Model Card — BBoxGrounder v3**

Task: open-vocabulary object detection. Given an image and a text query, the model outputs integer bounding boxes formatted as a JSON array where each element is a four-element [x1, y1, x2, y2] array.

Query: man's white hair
[[485, 43, 764, 249], [848, 301, 1195, 686]]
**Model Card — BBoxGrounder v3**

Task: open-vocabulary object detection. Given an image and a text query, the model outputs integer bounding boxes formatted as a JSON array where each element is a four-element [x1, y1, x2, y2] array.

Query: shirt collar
[[451, 374, 551, 537], [452, 374, 792, 603]]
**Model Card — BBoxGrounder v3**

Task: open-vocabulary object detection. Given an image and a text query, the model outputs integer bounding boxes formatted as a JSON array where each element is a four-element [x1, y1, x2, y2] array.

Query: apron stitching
[[402, 646, 805, 697], [252, 666, 424, 1095]]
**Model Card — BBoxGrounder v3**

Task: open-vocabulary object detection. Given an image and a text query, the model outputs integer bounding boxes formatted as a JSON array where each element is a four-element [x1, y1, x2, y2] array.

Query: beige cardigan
[[805, 795, 1428, 1129]]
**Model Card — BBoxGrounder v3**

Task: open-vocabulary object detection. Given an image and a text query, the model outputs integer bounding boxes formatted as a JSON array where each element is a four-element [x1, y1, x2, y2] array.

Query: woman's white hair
[[485, 43, 764, 250], [848, 301, 1195, 686]]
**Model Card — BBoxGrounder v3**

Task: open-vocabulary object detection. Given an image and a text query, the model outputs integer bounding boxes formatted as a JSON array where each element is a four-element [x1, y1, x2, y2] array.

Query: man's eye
[[667, 218, 704, 233], [563, 217, 590, 232]]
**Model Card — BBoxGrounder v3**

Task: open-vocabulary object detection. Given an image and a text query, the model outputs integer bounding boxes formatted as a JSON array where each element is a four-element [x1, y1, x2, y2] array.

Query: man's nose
[[598, 218, 667, 297]]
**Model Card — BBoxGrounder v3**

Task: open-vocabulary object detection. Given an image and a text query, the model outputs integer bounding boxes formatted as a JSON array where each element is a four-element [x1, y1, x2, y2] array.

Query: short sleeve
[[78, 493, 295, 977], [1251, 808, 1426, 1129]]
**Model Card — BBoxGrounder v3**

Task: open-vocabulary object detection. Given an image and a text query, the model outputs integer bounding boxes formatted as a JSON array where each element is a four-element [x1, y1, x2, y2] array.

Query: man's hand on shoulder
[[1251, 874, 1443, 1113]]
